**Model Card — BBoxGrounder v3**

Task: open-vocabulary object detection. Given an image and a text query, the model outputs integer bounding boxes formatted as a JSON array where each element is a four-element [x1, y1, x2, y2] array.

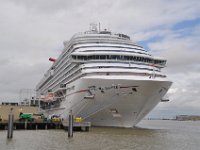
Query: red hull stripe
[[66, 89, 88, 97], [57, 86, 138, 97], [120, 86, 138, 89]]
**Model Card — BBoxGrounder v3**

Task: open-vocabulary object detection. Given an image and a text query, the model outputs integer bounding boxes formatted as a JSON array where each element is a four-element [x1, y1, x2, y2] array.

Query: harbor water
[[0, 120, 200, 150]]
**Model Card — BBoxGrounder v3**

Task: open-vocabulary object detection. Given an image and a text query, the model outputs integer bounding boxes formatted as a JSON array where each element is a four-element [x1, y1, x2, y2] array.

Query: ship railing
[[71, 59, 165, 68], [49, 67, 82, 92], [71, 30, 131, 40], [62, 38, 140, 60]]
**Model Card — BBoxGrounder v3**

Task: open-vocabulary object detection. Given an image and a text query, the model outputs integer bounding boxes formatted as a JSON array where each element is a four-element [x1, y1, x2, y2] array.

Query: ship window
[[100, 55, 106, 59], [74, 54, 158, 65], [111, 55, 115, 59], [80, 56, 84, 60], [111, 55, 120, 60], [95, 55, 99, 59], [116, 55, 120, 59], [124, 56, 129, 60], [84, 56, 87, 60]]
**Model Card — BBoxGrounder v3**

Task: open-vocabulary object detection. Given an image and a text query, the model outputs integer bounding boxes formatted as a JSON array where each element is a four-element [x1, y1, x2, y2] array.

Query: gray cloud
[[145, 26, 200, 117], [149, 26, 200, 72]]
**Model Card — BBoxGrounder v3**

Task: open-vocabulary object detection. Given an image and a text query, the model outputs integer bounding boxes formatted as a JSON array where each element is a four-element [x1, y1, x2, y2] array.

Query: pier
[[0, 105, 90, 132], [0, 121, 90, 131]]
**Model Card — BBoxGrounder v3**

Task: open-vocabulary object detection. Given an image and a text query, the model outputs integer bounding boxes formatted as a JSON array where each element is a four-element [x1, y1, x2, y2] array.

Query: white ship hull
[[44, 76, 171, 128]]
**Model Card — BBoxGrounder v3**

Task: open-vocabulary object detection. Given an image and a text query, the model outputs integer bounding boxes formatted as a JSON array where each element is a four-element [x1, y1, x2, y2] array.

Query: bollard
[[68, 112, 73, 138], [7, 114, 14, 139]]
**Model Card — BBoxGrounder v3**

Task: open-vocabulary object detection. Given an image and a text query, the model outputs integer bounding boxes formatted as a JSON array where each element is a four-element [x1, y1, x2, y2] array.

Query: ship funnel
[[49, 57, 56, 62]]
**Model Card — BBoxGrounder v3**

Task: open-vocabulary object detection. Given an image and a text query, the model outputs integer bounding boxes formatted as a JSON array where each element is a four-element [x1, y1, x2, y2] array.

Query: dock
[[0, 105, 91, 132], [0, 121, 91, 131]]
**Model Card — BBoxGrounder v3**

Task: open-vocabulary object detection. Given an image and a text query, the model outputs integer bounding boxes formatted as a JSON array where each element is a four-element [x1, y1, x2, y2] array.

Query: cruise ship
[[36, 25, 172, 127]]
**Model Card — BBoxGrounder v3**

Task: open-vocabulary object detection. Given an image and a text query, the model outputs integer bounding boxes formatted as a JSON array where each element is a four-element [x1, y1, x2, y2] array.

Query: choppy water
[[0, 120, 200, 150]]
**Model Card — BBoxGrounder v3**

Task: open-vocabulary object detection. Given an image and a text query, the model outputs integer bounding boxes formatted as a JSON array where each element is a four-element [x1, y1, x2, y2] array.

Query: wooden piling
[[45, 124, 48, 130], [24, 120, 27, 130], [7, 113, 14, 138], [35, 124, 38, 130], [68, 111, 73, 138]]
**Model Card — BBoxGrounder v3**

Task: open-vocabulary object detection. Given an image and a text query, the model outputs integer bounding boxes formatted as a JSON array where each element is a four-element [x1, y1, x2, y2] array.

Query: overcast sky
[[0, 0, 200, 117]]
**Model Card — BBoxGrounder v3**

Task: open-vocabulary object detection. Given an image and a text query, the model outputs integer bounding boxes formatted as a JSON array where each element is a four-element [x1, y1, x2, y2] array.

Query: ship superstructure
[[36, 25, 172, 127]]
